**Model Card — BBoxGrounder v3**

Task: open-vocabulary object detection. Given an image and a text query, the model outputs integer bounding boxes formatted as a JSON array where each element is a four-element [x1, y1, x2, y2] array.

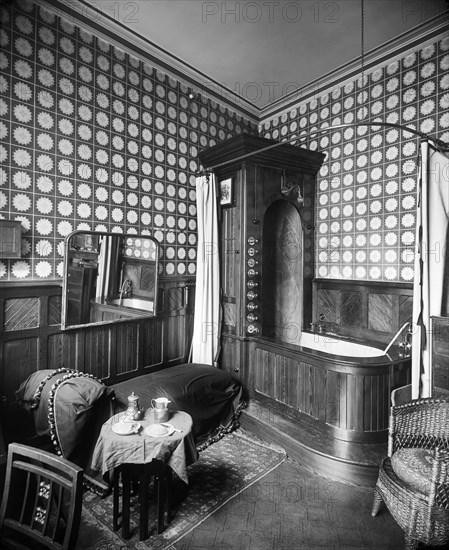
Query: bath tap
[[398, 322, 413, 357], [317, 313, 326, 334], [119, 279, 132, 305], [383, 322, 412, 356]]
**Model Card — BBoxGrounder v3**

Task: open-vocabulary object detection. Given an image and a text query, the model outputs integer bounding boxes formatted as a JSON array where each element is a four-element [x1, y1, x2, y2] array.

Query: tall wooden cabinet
[[198, 135, 324, 379], [66, 264, 97, 325]]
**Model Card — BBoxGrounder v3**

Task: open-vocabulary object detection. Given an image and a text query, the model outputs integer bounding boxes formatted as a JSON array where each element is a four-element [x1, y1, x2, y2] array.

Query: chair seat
[[391, 448, 448, 495], [374, 457, 449, 547], [372, 395, 449, 549]]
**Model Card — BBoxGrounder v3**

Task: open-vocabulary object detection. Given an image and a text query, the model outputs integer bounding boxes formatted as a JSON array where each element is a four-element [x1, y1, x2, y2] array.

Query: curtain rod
[[196, 121, 448, 176]]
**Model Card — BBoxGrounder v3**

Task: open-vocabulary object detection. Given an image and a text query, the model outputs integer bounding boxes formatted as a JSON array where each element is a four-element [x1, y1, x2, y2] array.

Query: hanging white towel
[[411, 141, 449, 398]]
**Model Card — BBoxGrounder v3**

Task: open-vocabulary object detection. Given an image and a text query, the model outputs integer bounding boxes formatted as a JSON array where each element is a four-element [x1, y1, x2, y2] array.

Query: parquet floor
[[171, 456, 405, 550]]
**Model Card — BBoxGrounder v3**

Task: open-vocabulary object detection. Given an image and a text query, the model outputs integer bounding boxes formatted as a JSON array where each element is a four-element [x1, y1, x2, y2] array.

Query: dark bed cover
[[14, 363, 245, 476], [111, 363, 245, 446]]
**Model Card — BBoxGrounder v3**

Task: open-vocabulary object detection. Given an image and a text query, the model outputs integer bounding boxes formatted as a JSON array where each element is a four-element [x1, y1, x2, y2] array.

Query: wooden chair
[[0, 443, 83, 550], [112, 460, 170, 541], [372, 396, 449, 549]]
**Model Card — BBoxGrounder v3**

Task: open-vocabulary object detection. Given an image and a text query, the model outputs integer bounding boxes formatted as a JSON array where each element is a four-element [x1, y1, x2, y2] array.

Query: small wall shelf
[[0, 220, 22, 258]]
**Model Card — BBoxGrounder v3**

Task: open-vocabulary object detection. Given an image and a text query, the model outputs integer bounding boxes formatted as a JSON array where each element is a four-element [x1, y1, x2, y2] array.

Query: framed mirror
[[62, 231, 159, 330]]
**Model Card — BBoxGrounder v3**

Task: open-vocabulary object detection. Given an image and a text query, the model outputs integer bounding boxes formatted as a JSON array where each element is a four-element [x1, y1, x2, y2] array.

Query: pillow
[[391, 447, 448, 495]]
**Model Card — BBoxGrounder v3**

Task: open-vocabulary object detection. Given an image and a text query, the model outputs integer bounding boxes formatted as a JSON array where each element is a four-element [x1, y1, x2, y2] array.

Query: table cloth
[[91, 409, 197, 484]]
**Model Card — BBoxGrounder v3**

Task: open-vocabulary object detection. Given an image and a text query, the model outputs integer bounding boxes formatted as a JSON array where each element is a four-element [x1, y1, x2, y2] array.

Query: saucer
[[144, 423, 175, 438], [111, 421, 141, 435]]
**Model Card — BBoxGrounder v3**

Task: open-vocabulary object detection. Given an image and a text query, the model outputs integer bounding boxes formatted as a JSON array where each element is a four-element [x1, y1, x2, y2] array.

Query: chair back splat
[[0, 443, 83, 550]]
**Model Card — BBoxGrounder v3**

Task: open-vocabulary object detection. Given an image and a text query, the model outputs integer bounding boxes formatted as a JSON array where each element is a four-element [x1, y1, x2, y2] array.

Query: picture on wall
[[219, 177, 234, 207]]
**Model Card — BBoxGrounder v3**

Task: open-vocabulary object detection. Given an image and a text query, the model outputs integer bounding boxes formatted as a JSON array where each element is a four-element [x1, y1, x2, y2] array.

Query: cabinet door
[[220, 334, 247, 384], [219, 169, 243, 337], [67, 265, 97, 325]]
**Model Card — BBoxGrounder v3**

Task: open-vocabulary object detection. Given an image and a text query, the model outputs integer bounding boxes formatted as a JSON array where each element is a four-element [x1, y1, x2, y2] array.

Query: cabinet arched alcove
[[262, 199, 303, 345]]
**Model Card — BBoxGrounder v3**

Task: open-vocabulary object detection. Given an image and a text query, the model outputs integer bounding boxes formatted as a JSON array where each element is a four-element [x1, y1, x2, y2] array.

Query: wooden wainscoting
[[432, 315, 449, 392], [0, 277, 194, 400], [0, 282, 63, 400], [313, 279, 413, 345]]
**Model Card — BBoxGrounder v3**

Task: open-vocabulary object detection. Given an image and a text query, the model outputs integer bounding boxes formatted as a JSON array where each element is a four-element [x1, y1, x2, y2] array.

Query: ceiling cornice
[[42, 2, 447, 126], [48, 0, 261, 123]]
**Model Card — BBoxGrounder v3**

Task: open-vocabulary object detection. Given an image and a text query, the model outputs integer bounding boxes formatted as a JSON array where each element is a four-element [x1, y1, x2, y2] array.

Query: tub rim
[[252, 333, 409, 370]]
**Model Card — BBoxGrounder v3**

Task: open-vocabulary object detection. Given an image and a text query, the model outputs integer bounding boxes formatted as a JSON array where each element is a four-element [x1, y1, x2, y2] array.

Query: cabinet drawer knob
[[234, 368, 239, 373]]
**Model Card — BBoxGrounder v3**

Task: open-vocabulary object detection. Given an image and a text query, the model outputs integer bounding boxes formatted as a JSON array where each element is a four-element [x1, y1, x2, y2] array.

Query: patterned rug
[[78, 430, 286, 550]]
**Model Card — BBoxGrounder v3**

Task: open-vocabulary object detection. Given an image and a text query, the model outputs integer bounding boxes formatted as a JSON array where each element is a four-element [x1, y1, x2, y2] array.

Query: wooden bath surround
[[238, 336, 411, 487], [199, 135, 413, 486]]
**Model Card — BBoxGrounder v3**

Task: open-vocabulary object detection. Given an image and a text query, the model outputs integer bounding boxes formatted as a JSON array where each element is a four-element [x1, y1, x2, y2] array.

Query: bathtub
[[248, 333, 411, 443], [298, 331, 384, 358]]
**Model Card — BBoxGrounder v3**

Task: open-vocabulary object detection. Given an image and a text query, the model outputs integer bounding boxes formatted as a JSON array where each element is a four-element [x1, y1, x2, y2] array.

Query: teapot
[[125, 392, 144, 421]]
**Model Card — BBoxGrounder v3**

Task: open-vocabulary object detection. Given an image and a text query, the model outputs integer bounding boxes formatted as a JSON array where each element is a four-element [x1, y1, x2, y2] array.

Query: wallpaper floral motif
[[1, 1, 447, 285], [261, 36, 449, 283], [0, 0, 257, 280]]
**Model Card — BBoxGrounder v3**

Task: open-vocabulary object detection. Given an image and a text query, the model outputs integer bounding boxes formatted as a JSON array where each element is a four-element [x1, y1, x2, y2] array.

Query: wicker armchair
[[371, 396, 449, 549]]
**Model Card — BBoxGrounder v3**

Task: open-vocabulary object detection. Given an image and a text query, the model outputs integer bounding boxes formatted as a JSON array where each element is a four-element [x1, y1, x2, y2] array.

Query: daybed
[[12, 363, 245, 475], [111, 363, 245, 448]]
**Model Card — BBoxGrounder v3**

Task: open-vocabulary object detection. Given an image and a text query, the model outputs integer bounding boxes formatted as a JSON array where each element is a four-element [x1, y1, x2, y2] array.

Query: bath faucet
[[398, 322, 413, 357], [119, 279, 132, 305], [317, 313, 326, 334], [383, 322, 412, 356]]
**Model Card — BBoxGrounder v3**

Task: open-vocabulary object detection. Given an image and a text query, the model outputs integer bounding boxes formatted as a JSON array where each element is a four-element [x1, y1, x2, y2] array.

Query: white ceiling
[[82, 0, 448, 109]]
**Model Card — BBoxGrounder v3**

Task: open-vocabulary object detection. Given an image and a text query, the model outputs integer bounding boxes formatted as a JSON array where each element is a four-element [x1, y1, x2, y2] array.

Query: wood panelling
[[48, 295, 62, 325], [0, 278, 194, 400], [249, 339, 410, 443], [221, 203, 240, 300], [5, 298, 39, 331], [432, 316, 449, 392], [398, 295, 413, 327], [219, 334, 247, 385], [341, 291, 363, 327], [2, 337, 39, 396], [316, 289, 339, 324], [223, 302, 237, 329], [313, 279, 413, 344], [368, 293, 394, 332]]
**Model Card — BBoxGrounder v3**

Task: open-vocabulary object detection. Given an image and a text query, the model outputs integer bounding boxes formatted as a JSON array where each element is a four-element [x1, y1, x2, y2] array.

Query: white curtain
[[96, 236, 120, 299], [411, 141, 449, 398], [96, 236, 108, 299], [190, 173, 221, 366]]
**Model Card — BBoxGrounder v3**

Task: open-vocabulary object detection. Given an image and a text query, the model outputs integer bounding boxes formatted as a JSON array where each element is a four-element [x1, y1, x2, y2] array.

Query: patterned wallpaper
[[261, 35, 449, 283], [0, 0, 257, 281], [0, 1, 447, 285]]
